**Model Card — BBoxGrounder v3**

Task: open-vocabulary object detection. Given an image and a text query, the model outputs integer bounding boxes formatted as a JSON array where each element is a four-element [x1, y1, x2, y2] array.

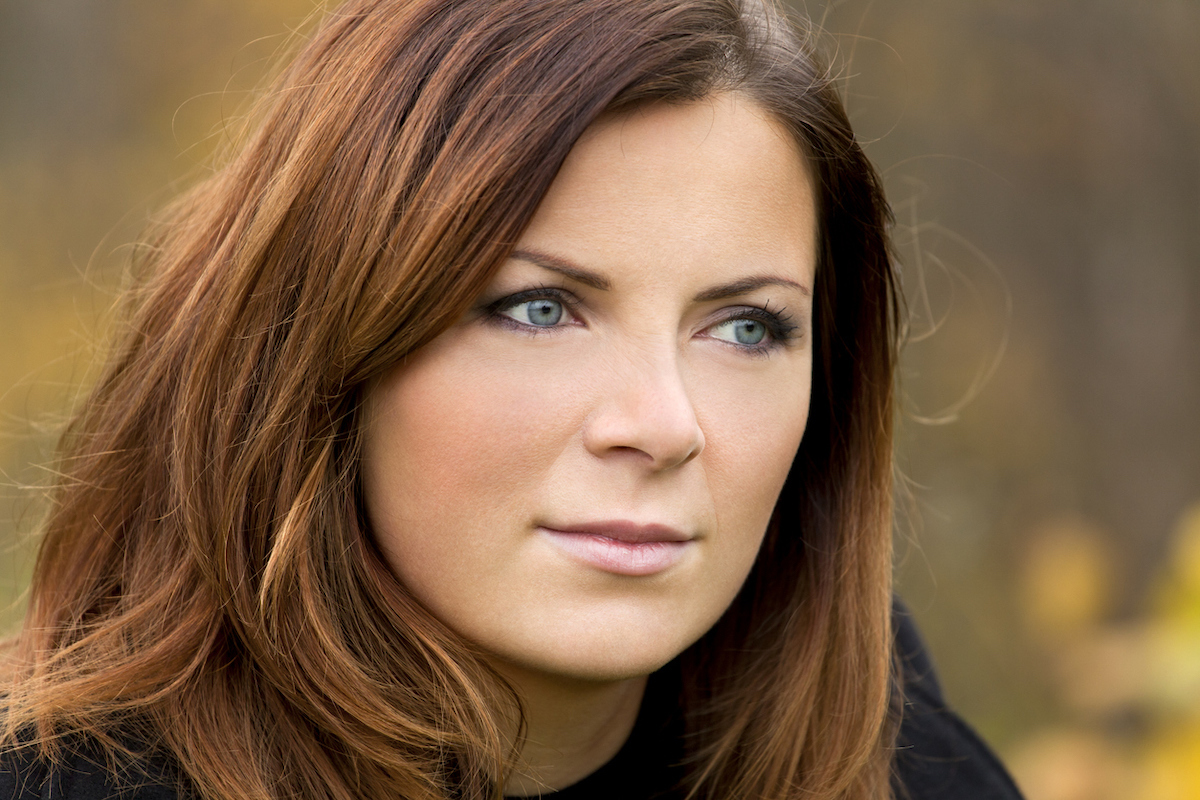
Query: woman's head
[[7, 1, 898, 798], [362, 93, 819, 684]]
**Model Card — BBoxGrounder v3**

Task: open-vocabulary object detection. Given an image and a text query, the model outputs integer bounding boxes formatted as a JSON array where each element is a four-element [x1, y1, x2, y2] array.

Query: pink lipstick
[[538, 521, 692, 576]]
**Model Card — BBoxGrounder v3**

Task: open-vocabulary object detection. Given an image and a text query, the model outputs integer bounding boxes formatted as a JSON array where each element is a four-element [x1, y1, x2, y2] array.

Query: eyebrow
[[692, 275, 811, 302], [509, 248, 810, 300], [510, 248, 612, 290]]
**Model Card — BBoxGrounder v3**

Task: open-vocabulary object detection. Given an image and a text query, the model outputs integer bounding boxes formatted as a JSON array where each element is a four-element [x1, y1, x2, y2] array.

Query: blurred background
[[1, 1, 1197, 798]]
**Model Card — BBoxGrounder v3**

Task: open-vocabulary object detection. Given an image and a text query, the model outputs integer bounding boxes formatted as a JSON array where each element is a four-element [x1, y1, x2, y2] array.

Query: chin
[[494, 649, 678, 686], [483, 611, 711, 685]]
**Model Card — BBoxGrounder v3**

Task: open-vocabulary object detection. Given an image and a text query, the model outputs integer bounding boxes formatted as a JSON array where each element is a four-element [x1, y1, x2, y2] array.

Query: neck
[[494, 663, 648, 797]]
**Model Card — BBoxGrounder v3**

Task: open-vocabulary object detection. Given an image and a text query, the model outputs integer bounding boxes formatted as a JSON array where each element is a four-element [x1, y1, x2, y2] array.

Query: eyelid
[[486, 285, 577, 309], [710, 304, 799, 338], [702, 303, 801, 354], [483, 286, 583, 330], [481, 288, 802, 352]]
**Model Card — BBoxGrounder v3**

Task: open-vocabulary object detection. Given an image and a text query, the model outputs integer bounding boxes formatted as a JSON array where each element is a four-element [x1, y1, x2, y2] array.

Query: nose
[[581, 350, 705, 470]]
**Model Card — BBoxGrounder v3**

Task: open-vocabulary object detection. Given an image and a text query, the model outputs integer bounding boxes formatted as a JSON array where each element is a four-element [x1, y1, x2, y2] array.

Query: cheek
[[694, 360, 811, 536], [360, 338, 582, 581]]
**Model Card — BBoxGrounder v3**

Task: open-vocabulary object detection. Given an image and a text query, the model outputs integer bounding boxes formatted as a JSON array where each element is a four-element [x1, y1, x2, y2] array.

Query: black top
[[502, 604, 1024, 800], [1, 605, 1024, 800]]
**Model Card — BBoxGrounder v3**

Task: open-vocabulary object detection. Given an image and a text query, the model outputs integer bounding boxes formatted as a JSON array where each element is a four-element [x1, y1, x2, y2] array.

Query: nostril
[[578, 354, 704, 470]]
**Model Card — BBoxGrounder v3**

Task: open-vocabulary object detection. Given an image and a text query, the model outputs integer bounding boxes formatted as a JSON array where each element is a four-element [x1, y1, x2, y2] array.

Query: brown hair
[[2, 1, 900, 798]]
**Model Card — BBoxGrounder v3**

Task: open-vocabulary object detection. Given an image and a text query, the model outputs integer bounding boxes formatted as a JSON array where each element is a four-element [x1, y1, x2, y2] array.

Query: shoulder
[[1, 735, 182, 800], [892, 600, 1027, 800]]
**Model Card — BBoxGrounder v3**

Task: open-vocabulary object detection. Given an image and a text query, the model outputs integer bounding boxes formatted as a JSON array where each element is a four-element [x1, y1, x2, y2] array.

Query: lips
[[547, 520, 691, 543], [538, 520, 693, 576]]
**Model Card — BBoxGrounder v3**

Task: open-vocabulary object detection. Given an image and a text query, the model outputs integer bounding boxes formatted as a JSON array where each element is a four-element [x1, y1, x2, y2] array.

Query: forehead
[[519, 93, 818, 288]]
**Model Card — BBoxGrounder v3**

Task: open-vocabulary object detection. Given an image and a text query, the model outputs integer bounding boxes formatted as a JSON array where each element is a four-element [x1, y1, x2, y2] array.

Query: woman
[[1, 0, 1023, 798]]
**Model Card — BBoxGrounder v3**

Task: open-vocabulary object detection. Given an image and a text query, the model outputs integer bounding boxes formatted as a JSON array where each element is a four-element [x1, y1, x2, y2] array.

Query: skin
[[362, 92, 818, 793]]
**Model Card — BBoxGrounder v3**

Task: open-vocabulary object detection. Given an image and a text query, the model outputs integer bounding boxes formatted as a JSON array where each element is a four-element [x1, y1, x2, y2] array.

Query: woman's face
[[362, 93, 817, 682]]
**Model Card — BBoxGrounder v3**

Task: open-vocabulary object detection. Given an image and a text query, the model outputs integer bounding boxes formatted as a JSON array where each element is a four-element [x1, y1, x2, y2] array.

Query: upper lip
[[540, 520, 692, 544]]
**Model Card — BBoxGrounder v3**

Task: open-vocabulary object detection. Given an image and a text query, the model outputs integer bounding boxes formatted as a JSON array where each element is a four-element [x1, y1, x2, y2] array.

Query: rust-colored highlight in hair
[[2, 2, 902, 799]]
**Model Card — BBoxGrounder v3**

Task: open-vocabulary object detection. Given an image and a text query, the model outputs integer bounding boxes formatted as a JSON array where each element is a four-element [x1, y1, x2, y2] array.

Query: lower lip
[[539, 528, 691, 576]]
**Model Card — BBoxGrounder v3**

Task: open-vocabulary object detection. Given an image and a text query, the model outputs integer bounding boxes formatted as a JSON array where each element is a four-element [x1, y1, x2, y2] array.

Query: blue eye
[[503, 297, 565, 327], [482, 287, 578, 333], [709, 318, 768, 346]]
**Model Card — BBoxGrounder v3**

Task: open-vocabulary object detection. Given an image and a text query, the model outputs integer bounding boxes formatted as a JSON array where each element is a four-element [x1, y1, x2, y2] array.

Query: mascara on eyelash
[[483, 289, 803, 348], [482, 286, 576, 315], [726, 305, 801, 343]]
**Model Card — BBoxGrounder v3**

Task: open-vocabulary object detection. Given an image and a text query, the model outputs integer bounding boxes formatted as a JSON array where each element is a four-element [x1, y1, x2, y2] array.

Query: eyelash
[[483, 287, 800, 354], [712, 303, 800, 356], [482, 286, 581, 335]]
